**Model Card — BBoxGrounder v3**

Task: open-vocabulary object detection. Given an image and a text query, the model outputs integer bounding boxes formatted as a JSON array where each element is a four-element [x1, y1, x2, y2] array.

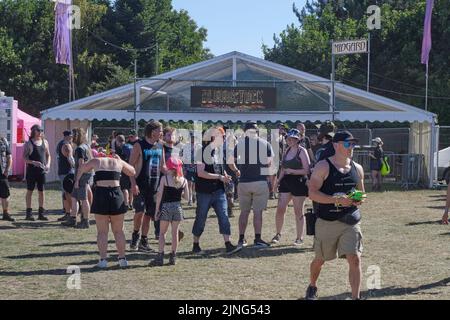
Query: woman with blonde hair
[[150, 157, 189, 266]]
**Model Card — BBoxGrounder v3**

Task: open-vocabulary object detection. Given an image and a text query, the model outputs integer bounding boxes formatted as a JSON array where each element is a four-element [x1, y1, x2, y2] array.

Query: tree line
[[1, 0, 449, 125]]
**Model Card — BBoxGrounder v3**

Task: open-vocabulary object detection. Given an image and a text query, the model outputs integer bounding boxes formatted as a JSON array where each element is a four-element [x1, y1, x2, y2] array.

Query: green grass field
[[0, 183, 449, 300]]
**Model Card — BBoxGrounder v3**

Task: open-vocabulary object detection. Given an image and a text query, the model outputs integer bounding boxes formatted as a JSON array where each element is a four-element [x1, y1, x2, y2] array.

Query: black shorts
[[133, 185, 158, 217], [0, 176, 10, 199], [120, 174, 131, 190], [278, 175, 308, 197], [26, 172, 46, 192], [370, 160, 382, 171], [183, 165, 196, 182], [91, 186, 127, 215]]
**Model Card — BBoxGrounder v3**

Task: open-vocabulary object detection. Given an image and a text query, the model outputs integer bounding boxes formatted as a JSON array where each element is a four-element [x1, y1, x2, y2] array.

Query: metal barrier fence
[[92, 127, 136, 146], [353, 152, 425, 189], [306, 127, 410, 154]]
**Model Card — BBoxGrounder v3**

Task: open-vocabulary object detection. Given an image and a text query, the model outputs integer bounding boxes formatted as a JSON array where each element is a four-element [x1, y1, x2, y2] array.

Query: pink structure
[[8, 100, 41, 178]]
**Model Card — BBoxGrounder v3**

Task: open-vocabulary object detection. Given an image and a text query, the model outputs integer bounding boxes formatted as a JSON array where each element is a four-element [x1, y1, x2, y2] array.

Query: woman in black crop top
[[75, 156, 135, 269], [272, 129, 311, 246], [150, 157, 189, 266]]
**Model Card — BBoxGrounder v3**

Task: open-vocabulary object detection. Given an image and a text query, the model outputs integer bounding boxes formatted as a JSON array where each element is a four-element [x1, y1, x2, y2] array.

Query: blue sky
[[171, 0, 307, 58]]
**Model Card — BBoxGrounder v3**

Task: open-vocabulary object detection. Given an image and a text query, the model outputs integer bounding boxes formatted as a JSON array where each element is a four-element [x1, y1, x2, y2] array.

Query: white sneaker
[[118, 258, 129, 268], [293, 239, 304, 246], [96, 259, 108, 268]]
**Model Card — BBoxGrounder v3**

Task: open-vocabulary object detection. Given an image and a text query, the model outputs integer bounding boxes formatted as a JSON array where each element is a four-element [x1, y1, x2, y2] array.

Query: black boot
[[61, 216, 76, 227], [37, 207, 48, 221], [168, 252, 176, 265], [25, 208, 34, 221], [76, 218, 89, 229], [149, 252, 164, 267], [2, 212, 15, 222], [57, 214, 70, 222]]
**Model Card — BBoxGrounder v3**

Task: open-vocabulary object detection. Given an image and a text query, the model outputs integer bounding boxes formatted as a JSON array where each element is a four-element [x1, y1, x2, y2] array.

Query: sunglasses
[[342, 141, 357, 149]]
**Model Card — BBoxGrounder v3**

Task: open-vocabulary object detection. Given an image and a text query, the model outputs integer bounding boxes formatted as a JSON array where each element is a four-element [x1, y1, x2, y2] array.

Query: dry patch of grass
[[0, 185, 449, 300]]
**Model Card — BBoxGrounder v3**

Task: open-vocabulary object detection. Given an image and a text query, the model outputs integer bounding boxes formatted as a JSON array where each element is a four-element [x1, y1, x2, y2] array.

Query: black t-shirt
[[195, 145, 225, 194], [74, 144, 90, 172], [315, 141, 335, 163], [57, 139, 72, 175], [128, 139, 137, 146], [370, 146, 384, 166], [164, 145, 174, 162], [233, 136, 273, 183]]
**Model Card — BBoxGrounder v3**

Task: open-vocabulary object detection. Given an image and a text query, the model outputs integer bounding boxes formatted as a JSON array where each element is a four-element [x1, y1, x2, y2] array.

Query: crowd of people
[[0, 120, 449, 300]]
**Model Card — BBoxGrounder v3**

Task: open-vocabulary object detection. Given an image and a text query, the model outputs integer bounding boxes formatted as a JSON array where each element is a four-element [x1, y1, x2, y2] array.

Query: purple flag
[[53, 2, 72, 66], [421, 0, 434, 65]]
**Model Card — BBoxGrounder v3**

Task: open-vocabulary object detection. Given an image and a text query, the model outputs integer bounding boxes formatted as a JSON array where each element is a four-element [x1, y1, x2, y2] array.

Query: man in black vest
[[23, 124, 51, 221], [305, 131, 365, 300]]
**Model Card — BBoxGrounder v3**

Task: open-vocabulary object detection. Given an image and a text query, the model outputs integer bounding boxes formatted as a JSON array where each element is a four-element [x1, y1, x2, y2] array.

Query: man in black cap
[[56, 130, 75, 220], [23, 124, 51, 221], [315, 121, 337, 163], [127, 130, 139, 146], [305, 131, 365, 300]]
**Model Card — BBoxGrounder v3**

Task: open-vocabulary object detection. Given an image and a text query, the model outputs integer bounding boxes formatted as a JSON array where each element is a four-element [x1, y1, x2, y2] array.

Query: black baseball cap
[[31, 124, 43, 132], [332, 131, 359, 143], [63, 130, 72, 137], [244, 121, 258, 132]]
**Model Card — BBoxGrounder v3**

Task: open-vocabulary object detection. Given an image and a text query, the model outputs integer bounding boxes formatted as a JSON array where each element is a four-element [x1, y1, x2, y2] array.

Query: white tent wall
[[409, 121, 435, 187], [43, 118, 91, 182]]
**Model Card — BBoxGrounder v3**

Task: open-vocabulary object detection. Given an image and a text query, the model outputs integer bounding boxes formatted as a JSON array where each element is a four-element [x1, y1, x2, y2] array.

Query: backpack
[[380, 156, 391, 176]]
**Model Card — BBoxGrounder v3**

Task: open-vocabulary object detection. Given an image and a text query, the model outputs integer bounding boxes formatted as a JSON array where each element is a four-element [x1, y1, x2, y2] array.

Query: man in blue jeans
[[192, 127, 241, 255]]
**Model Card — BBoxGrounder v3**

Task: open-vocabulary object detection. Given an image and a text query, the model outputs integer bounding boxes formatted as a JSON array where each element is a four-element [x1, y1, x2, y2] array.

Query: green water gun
[[346, 189, 367, 202]]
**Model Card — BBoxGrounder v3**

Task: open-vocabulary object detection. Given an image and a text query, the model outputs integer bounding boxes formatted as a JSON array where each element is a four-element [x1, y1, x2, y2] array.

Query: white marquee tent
[[41, 51, 438, 185]]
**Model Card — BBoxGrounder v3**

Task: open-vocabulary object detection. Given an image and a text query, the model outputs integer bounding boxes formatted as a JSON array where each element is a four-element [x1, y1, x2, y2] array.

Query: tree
[[0, 0, 210, 116], [264, 0, 450, 125]]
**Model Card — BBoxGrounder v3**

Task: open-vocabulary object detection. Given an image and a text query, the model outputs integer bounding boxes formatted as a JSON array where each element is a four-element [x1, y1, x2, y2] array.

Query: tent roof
[[17, 108, 41, 123], [42, 51, 436, 123]]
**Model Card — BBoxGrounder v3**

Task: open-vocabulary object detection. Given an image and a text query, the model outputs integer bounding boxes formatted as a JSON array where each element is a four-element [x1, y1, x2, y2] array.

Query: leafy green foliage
[[0, 0, 210, 115], [264, 0, 450, 125]]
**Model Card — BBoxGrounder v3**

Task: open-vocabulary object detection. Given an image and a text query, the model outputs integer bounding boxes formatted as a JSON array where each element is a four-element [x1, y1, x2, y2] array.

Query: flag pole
[[425, 62, 429, 111]]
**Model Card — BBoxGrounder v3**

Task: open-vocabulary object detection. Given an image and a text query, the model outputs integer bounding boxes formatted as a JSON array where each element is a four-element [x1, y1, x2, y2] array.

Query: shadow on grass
[[428, 194, 448, 198], [426, 206, 446, 210], [4, 250, 100, 259], [181, 245, 313, 260], [405, 220, 442, 226], [11, 221, 67, 229], [318, 277, 450, 300], [76, 252, 158, 266], [0, 264, 149, 277], [0, 225, 18, 230], [40, 240, 115, 247]]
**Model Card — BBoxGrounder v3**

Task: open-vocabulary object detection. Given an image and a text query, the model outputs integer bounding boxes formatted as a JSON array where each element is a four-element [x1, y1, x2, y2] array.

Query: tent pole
[[134, 59, 138, 134]]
